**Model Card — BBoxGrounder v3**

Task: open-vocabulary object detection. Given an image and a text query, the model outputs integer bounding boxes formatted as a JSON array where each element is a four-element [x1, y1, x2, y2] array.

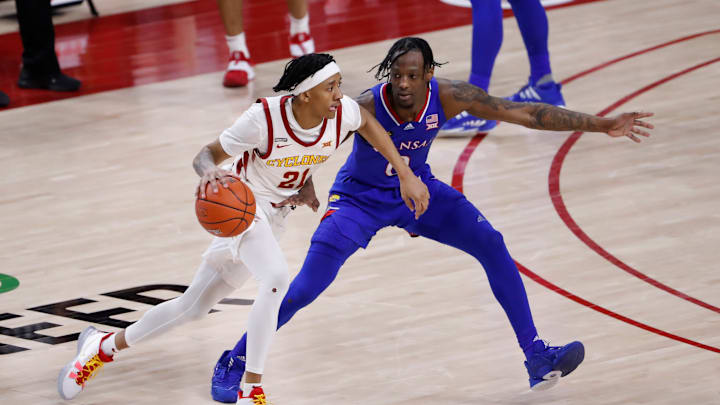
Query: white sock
[[242, 382, 261, 396], [100, 332, 118, 357], [289, 13, 309, 35], [226, 32, 250, 56]]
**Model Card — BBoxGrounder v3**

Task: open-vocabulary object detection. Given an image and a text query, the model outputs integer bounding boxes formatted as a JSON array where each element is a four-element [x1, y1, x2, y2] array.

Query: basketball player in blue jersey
[[210, 37, 654, 401]]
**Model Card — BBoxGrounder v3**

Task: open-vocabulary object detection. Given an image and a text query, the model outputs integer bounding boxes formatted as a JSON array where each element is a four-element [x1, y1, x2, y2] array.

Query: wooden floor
[[1, 0, 719, 404]]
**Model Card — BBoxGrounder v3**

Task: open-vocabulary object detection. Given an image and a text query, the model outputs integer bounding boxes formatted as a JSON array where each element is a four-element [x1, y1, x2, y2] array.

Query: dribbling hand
[[197, 167, 234, 199]]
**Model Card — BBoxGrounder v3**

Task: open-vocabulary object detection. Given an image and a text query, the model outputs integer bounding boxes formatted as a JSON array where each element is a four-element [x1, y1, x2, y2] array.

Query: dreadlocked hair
[[370, 37, 446, 81], [273, 53, 336, 93]]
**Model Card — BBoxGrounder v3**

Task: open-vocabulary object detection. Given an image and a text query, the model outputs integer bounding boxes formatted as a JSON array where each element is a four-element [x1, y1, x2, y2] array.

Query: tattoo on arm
[[526, 104, 608, 131], [450, 80, 608, 132], [193, 145, 216, 177], [451, 80, 526, 111]]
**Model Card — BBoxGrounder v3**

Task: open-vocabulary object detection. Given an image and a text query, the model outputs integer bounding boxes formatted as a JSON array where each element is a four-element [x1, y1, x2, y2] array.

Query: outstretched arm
[[439, 78, 654, 142]]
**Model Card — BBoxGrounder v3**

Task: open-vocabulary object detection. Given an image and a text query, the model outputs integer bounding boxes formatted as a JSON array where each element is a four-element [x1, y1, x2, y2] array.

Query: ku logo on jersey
[[399, 139, 429, 151], [426, 114, 438, 130]]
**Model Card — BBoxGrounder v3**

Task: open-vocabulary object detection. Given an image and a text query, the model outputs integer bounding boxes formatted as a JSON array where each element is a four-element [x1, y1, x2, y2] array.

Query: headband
[[292, 62, 341, 95]]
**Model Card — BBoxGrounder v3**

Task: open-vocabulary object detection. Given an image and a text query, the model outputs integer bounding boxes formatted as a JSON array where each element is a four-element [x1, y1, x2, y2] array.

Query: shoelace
[[251, 392, 267, 405], [75, 354, 106, 387], [229, 51, 249, 62], [464, 119, 487, 127], [290, 32, 311, 43]]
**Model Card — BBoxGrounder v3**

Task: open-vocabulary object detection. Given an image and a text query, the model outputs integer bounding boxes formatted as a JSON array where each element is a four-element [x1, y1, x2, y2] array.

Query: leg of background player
[[438, 0, 502, 136], [14, 0, 81, 91], [217, 0, 314, 88], [468, 0, 503, 92], [506, 0, 566, 106], [286, 0, 315, 57], [216, 0, 254, 87]]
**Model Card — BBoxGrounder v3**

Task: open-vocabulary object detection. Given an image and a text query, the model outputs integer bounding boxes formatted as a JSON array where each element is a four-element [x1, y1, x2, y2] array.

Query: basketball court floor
[[0, 0, 718, 404]]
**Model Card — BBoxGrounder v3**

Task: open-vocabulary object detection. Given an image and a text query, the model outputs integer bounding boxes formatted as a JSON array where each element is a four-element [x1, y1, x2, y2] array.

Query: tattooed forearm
[[451, 80, 484, 103], [527, 104, 610, 131], [451, 80, 529, 111], [193, 145, 217, 176], [448, 79, 611, 131]]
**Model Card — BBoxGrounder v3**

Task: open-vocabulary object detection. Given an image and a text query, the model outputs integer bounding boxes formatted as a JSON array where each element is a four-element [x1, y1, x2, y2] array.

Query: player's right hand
[[197, 167, 233, 199], [606, 111, 654, 142], [399, 174, 430, 219]]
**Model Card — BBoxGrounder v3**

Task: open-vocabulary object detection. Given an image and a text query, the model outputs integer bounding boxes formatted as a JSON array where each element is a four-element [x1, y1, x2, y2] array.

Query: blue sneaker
[[525, 340, 584, 391], [437, 111, 498, 137], [211, 350, 246, 403], [507, 79, 566, 107]]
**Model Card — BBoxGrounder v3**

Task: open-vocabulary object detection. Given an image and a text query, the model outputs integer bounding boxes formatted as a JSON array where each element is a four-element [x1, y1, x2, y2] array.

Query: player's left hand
[[276, 182, 320, 212], [606, 112, 654, 142], [399, 174, 430, 219]]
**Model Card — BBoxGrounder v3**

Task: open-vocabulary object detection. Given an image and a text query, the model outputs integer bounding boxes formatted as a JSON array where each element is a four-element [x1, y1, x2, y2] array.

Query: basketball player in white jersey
[[57, 53, 430, 404]]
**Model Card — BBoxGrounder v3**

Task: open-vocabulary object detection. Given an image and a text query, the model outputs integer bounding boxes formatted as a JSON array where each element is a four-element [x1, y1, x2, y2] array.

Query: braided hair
[[370, 37, 445, 81], [273, 53, 336, 93]]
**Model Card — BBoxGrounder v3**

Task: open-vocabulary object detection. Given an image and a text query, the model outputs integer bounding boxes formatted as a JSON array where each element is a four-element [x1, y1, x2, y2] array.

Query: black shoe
[[18, 69, 81, 92], [0, 90, 8, 108]]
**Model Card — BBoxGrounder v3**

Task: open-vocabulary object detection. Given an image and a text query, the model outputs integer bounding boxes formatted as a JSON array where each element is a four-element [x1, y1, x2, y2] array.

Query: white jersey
[[219, 95, 362, 204]]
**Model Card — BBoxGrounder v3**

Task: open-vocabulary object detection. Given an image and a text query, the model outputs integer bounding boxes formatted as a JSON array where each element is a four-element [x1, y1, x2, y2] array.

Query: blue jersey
[[333, 77, 446, 191]]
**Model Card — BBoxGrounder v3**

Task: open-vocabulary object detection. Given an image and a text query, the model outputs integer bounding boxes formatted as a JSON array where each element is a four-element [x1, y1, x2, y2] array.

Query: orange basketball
[[196, 176, 256, 237]]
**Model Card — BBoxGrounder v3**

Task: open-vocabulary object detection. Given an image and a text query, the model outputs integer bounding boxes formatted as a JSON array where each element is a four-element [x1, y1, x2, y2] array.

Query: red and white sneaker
[[223, 50, 255, 88], [57, 326, 114, 400], [288, 32, 315, 57], [238, 386, 268, 405]]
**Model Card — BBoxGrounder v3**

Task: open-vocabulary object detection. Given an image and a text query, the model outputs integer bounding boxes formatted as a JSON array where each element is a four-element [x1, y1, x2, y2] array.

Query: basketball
[[196, 176, 256, 237]]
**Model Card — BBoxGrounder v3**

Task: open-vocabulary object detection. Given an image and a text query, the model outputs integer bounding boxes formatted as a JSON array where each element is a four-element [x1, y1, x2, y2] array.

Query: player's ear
[[424, 66, 434, 82], [298, 90, 311, 103]]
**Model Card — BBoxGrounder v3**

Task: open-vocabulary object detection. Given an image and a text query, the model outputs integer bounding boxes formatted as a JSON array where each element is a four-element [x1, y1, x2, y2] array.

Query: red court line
[[451, 38, 720, 353], [451, 133, 487, 194], [516, 261, 720, 353], [551, 30, 720, 314], [561, 29, 720, 85]]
